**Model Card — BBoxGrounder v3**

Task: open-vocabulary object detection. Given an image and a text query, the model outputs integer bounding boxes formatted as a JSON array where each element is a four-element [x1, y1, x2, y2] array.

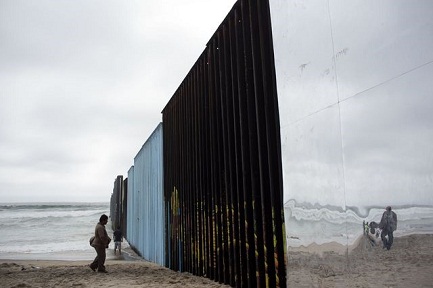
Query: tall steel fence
[[110, 175, 127, 237], [162, 0, 286, 286]]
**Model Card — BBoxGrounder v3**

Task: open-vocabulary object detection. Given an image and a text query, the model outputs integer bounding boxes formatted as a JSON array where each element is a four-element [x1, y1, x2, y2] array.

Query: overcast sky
[[0, 0, 235, 203]]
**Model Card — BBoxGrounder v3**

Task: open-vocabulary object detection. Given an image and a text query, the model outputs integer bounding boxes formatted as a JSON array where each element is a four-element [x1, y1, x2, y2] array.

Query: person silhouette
[[113, 226, 123, 255], [378, 206, 397, 250], [89, 214, 111, 272]]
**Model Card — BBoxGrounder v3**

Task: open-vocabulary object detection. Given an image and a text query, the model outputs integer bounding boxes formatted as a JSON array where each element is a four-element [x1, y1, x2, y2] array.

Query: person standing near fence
[[89, 214, 111, 273], [113, 226, 123, 255]]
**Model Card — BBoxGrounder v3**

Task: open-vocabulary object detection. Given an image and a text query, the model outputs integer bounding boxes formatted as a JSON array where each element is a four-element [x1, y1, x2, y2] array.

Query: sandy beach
[[2, 234, 433, 287], [1, 242, 230, 288], [0, 258, 230, 288]]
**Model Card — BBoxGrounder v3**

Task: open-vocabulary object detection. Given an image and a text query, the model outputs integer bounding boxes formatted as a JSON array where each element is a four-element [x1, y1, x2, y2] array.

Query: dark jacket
[[113, 229, 123, 242], [379, 210, 397, 231], [92, 222, 111, 248]]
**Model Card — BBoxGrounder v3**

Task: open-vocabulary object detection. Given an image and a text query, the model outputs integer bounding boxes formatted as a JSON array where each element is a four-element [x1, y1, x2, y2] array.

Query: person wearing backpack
[[378, 206, 398, 250]]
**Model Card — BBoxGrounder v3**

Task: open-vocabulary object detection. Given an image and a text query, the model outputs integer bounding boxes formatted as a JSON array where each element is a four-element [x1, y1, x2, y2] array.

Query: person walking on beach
[[89, 214, 111, 273], [379, 206, 397, 250], [113, 226, 123, 255]]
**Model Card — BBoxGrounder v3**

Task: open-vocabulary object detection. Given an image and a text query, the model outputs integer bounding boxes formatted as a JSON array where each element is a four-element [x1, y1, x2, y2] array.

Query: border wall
[[124, 123, 165, 266], [161, 0, 286, 286], [109, 0, 433, 286], [110, 175, 126, 234], [111, 0, 287, 286]]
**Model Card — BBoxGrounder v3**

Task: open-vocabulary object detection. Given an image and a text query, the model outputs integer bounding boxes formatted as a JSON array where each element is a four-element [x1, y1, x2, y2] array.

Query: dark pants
[[381, 228, 394, 250], [90, 245, 106, 271]]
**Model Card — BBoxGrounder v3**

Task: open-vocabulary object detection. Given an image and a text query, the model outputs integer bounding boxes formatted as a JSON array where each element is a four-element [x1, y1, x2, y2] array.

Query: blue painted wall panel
[[126, 123, 165, 265], [126, 166, 138, 251]]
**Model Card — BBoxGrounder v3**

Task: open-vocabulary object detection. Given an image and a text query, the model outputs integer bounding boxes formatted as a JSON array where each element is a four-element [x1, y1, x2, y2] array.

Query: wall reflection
[[270, 0, 433, 286]]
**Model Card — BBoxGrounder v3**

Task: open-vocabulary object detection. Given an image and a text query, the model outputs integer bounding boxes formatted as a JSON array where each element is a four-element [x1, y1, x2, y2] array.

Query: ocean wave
[[0, 203, 109, 211], [0, 239, 93, 254], [0, 203, 109, 220], [0, 211, 107, 221], [0, 203, 112, 258]]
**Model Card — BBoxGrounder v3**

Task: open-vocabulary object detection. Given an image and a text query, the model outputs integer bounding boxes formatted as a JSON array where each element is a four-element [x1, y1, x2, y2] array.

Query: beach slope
[[0, 259, 230, 288]]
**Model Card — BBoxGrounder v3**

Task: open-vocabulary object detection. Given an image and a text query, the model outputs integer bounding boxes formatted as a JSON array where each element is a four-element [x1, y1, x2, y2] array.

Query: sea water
[[0, 202, 122, 260]]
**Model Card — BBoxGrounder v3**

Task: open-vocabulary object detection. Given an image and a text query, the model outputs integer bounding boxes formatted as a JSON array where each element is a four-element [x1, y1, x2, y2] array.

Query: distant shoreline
[[0, 245, 142, 262], [0, 202, 109, 205]]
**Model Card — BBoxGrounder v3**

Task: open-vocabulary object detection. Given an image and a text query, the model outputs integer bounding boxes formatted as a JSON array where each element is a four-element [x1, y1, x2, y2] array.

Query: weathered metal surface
[[162, 0, 286, 286], [125, 123, 165, 265], [110, 175, 125, 233]]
